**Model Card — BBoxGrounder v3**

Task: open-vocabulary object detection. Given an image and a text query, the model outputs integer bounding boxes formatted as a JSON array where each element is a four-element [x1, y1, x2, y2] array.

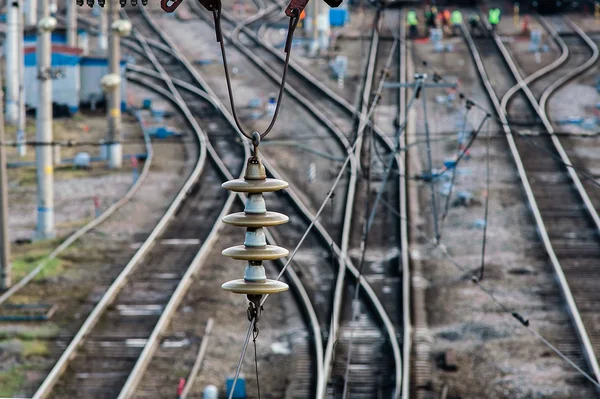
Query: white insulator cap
[[244, 261, 267, 282], [244, 228, 266, 248], [111, 20, 132, 37], [37, 16, 57, 33], [245, 193, 266, 214], [101, 73, 121, 92]]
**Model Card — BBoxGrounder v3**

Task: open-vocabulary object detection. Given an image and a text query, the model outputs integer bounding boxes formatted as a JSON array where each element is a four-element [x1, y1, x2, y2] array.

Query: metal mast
[[34, 0, 56, 240]]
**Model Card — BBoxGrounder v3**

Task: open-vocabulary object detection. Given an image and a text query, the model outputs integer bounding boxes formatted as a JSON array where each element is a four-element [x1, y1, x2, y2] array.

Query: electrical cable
[[377, 193, 600, 389], [253, 327, 261, 399], [439, 105, 471, 240], [405, 47, 600, 191], [421, 77, 441, 243], [227, 46, 407, 394], [341, 111, 374, 399], [478, 117, 491, 281], [212, 4, 300, 140], [339, 76, 423, 398]]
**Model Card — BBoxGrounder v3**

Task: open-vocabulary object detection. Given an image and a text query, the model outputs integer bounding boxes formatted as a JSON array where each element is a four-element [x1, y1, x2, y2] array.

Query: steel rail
[[499, 15, 569, 113], [260, 4, 403, 396], [397, 9, 410, 399], [117, 7, 325, 397], [539, 17, 599, 126], [0, 109, 153, 307], [138, 7, 401, 397], [115, 16, 245, 395], [126, 71, 323, 399], [31, 23, 212, 399], [321, 10, 379, 398], [179, 318, 215, 399], [482, 12, 600, 239], [462, 16, 600, 386], [484, 13, 600, 383], [205, 5, 403, 395]]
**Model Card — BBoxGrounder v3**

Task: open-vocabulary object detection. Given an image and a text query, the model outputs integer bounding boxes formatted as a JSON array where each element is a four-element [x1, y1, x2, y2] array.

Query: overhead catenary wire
[[439, 103, 472, 240], [477, 118, 491, 281], [340, 76, 423, 398], [227, 28, 404, 395], [348, 19, 600, 391], [376, 193, 600, 389], [212, 3, 300, 140]]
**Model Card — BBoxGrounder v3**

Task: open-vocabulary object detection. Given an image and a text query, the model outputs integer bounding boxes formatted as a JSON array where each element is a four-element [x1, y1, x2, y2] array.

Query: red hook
[[161, 0, 184, 12]]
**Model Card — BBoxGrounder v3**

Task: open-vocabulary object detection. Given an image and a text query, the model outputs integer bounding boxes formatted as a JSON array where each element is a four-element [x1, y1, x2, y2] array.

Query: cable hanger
[[205, 0, 303, 144]]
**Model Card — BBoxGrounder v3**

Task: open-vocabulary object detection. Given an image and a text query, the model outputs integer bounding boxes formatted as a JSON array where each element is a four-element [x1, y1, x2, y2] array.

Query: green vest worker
[[407, 10, 418, 26], [489, 8, 500, 25], [451, 10, 462, 25], [407, 10, 418, 37]]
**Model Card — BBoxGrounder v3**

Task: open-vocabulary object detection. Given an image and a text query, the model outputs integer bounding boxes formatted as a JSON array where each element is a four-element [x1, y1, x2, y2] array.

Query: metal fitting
[[100, 73, 121, 92], [244, 157, 267, 181], [37, 16, 57, 32], [111, 20, 132, 36]]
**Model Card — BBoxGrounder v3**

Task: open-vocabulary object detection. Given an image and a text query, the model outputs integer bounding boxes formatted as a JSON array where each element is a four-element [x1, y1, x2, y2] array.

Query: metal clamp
[[246, 294, 263, 325], [161, 0, 185, 12], [37, 68, 64, 82]]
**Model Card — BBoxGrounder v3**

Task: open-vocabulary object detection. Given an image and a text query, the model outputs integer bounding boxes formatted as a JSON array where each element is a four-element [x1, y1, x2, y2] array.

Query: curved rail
[[539, 18, 599, 125], [31, 30, 211, 399], [141, 5, 402, 397], [483, 12, 600, 239], [321, 11, 378, 398], [198, 4, 404, 396], [499, 15, 569, 112], [116, 7, 325, 397], [463, 15, 600, 386], [397, 9, 410, 399], [0, 111, 153, 307]]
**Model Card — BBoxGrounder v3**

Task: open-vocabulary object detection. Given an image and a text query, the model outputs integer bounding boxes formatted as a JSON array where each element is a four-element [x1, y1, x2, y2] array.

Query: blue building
[[22, 27, 129, 115]]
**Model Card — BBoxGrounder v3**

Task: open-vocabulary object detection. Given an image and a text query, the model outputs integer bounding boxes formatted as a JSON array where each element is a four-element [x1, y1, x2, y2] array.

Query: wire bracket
[[247, 294, 263, 326]]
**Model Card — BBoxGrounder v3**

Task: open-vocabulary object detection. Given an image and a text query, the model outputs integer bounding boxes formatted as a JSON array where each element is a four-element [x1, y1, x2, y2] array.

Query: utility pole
[[25, 0, 36, 26], [66, 0, 77, 47], [34, 0, 56, 240], [0, 67, 12, 289], [310, 0, 319, 55], [17, 0, 26, 157], [6, 1, 20, 125], [97, 8, 108, 53], [106, 0, 129, 169]]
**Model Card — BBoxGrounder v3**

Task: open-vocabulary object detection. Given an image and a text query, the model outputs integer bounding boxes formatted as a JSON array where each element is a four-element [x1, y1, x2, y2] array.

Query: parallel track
[[44, 4, 405, 397], [145, 4, 404, 398], [190, 4, 406, 396], [461, 13, 600, 393]]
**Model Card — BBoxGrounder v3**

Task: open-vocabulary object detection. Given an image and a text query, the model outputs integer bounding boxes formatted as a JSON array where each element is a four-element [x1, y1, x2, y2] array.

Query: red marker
[[177, 378, 186, 396], [130, 155, 139, 169], [93, 196, 100, 209]]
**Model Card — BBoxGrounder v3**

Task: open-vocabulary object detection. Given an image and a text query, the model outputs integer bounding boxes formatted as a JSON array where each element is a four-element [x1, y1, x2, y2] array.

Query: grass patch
[[22, 340, 49, 357], [0, 324, 60, 341], [12, 255, 63, 281], [0, 366, 26, 397]]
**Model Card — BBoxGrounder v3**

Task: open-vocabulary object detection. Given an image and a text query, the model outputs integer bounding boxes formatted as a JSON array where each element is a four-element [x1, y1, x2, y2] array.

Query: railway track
[[44, 4, 405, 397], [30, 8, 233, 398], [461, 13, 600, 394], [0, 111, 154, 307], [136, 4, 404, 398], [189, 3, 406, 396]]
